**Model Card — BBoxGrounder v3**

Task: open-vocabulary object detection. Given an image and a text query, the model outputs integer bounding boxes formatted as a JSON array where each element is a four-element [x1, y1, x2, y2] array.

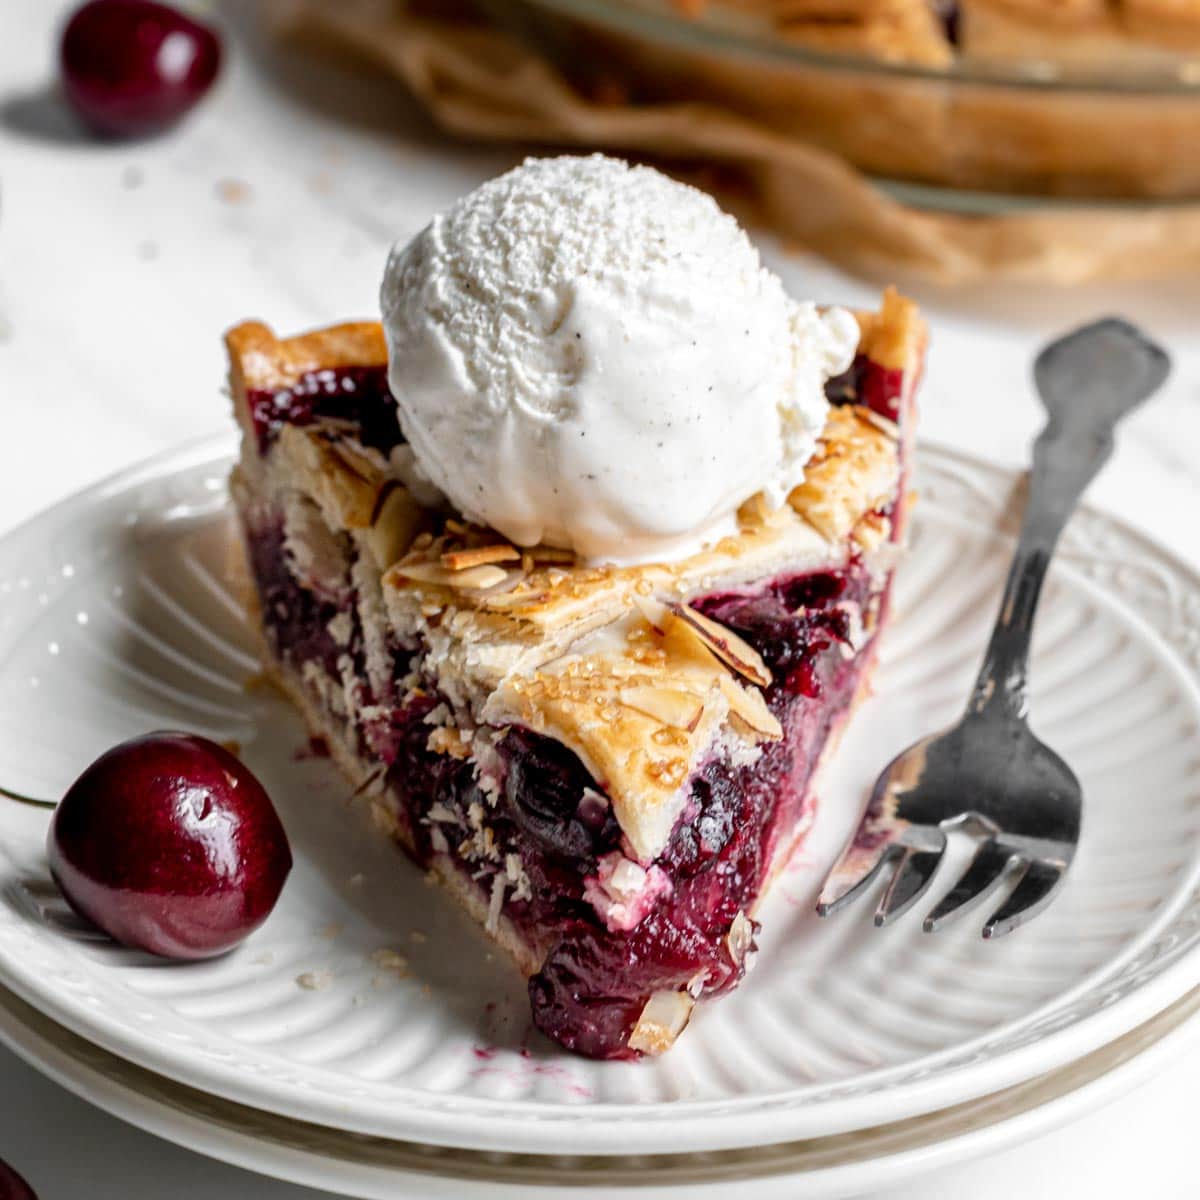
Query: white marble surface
[[0, 1, 1198, 1196]]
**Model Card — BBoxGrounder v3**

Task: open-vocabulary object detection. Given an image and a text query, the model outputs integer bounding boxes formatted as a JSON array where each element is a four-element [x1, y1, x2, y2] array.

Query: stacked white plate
[[0, 437, 1197, 1198]]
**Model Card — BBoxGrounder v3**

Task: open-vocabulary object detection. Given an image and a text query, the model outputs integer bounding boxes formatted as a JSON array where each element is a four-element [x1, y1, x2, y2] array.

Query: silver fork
[[817, 318, 1170, 938]]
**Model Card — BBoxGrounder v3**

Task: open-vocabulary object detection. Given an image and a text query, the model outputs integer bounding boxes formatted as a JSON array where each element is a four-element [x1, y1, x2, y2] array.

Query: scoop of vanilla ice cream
[[380, 154, 858, 564]]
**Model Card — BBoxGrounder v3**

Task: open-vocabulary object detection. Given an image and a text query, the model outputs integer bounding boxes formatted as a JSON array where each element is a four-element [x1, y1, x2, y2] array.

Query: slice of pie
[[226, 287, 925, 1059]]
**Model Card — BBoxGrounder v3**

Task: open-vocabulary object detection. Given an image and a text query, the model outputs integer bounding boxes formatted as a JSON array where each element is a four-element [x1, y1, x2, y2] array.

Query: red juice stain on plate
[[295, 735, 331, 761]]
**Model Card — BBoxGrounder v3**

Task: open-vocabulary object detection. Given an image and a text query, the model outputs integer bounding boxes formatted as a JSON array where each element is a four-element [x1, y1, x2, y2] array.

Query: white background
[[1, 1, 1197, 1196]]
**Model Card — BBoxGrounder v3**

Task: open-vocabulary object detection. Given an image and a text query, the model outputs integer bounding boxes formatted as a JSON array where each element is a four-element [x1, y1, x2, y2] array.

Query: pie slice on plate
[[226, 287, 925, 1060]]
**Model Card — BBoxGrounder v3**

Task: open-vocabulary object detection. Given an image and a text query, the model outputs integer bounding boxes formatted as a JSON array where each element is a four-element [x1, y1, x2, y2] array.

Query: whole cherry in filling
[[47, 732, 292, 959]]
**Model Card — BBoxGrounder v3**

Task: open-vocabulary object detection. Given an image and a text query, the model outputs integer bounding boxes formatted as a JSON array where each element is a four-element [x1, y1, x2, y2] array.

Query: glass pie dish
[[501, 0, 1200, 201]]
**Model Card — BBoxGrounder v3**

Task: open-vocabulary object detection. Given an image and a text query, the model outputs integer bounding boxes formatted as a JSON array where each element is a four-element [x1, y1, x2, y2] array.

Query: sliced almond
[[427, 726, 471, 760], [852, 511, 891, 552], [634, 596, 773, 690], [278, 424, 377, 528], [726, 910, 756, 965], [528, 546, 576, 565], [479, 588, 550, 610], [632, 593, 671, 634], [308, 415, 359, 437], [618, 686, 705, 733], [672, 604, 772, 688], [387, 560, 507, 592], [365, 485, 422, 570], [388, 560, 453, 588], [452, 564, 510, 590], [628, 990, 695, 1056], [441, 543, 520, 571], [719, 674, 783, 741], [329, 437, 384, 487], [855, 407, 900, 441], [736, 490, 772, 526]]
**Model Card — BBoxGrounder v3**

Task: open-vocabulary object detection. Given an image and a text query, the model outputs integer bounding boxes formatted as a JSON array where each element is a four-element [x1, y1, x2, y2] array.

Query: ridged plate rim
[[0, 434, 1196, 1155], [0, 978, 1198, 1197]]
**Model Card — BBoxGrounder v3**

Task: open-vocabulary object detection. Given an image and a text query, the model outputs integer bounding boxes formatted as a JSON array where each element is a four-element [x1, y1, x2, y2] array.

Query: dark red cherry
[[60, 0, 221, 139], [0, 1157, 38, 1200], [47, 733, 291, 960]]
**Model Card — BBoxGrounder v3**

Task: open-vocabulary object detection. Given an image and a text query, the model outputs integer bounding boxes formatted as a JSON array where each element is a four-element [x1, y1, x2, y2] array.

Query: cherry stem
[[0, 784, 56, 810]]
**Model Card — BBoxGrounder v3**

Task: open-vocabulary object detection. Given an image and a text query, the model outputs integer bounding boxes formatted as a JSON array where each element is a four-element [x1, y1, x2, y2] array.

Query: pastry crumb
[[347, 873, 366, 888], [321, 922, 343, 939], [244, 671, 282, 696], [217, 177, 251, 204], [409, 930, 427, 945], [296, 970, 334, 991], [370, 949, 409, 977]]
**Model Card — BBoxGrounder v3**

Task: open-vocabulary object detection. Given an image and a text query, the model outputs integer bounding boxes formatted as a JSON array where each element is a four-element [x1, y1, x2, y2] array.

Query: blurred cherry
[[60, 0, 221, 138], [0, 1158, 37, 1200], [48, 733, 291, 959]]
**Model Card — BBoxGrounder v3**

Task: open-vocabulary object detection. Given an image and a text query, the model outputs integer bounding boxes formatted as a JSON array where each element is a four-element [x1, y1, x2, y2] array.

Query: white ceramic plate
[[1, 979, 1198, 1199], [0, 437, 1197, 1156]]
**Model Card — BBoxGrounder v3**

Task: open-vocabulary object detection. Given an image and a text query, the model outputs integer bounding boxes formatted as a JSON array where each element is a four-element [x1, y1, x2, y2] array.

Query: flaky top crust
[[227, 291, 925, 860], [225, 293, 921, 640], [226, 319, 387, 394]]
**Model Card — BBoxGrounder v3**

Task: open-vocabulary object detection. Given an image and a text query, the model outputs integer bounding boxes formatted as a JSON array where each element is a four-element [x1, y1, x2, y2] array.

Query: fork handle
[[967, 318, 1169, 720], [967, 421, 1111, 720]]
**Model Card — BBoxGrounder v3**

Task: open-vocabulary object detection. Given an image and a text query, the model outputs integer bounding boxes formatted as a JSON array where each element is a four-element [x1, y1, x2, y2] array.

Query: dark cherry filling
[[244, 522, 347, 679], [244, 522, 880, 1058], [246, 345, 902, 465], [503, 729, 623, 863], [530, 565, 874, 1058], [826, 355, 904, 423], [246, 352, 899, 462], [239, 354, 901, 1058], [247, 364, 400, 456]]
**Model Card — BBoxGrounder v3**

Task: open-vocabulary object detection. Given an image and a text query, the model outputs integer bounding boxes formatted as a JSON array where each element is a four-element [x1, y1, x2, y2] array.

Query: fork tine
[[922, 841, 1016, 933], [816, 842, 904, 918], [874, 845, 945, 927], [982, 859, 1066, 939]]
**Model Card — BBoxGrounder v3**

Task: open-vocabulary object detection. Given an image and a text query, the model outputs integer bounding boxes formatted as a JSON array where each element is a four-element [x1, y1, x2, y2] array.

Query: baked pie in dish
[[692, 0, 1200, 68], [226, 156, 925, 1059]]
